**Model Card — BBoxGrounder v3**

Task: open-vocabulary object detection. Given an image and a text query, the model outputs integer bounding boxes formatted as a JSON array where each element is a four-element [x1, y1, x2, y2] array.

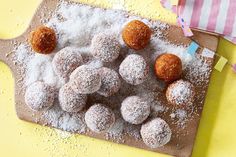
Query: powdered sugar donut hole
[[59, 83, 87, 113], [69, 65, 101, 94], [119, 54, 149, 85], [121, 96, 150, 124], [166, 80, 195, 106], [52, 47, 83, 82], [141, 118, 172, 148], [97, 67, 121, 97], [91, 33, 121, 62], [85, 104, 115, 133], [25, 81, 55, 111]]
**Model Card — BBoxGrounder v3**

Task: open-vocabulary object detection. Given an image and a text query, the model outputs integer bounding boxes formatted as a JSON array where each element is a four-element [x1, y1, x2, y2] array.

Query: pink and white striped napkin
[[161, 0, 236, 44]]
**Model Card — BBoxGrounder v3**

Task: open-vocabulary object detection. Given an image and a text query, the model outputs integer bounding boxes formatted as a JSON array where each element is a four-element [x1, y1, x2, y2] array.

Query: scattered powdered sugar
[[151, 104, 166, 114], [47, 1, 128, 48], [14, 44, 33, 64], [25, 53, 64, 88], [140, 92, 168, 117], [170, 109, 188, 128], [43, 105, 87, 133], [13, 43, 64, 88], [54, 129, 73, 139]]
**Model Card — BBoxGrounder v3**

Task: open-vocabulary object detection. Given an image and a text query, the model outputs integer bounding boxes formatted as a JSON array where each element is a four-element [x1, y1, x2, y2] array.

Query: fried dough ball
[[25, 81, 55, 111], [97, 67, 121, 97], [141, 118, 172, 148], [155, 53, 182, 83], [29, 26, 57, 54], [91, 33, 121, 62], [121, 96, 150, 124], [166, 79, 195, 106], [85, 104, 115, 133], [122, 20, 152, 50], [52, 47, 83, 81], [59, 83, 87, 113]]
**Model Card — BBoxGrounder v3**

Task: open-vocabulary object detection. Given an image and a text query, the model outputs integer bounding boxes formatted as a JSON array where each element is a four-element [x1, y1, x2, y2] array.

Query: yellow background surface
[[0, 0, 236, 157]]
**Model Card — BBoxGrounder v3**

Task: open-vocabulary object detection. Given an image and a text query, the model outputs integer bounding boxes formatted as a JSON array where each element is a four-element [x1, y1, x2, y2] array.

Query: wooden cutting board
[[0, 0, 219, 157]]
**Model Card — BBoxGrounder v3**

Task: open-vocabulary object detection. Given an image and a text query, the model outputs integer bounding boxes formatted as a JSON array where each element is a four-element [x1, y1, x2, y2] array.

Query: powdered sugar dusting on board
[[13, 44, 64, 88], [26, 54, 63, 88], [10, 0, 215, 148], [14, 44, 33, 64], [43, 105, 87, 133], [170, 109, 188, 128], [47, 1, 127, 48]]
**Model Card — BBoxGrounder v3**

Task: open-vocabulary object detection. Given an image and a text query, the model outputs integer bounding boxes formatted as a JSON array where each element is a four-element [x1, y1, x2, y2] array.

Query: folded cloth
[[161, 0, 236, 44]]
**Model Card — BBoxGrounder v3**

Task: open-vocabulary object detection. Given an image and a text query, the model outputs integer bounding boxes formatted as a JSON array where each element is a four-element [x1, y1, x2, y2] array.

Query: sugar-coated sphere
[[155, 53, 182, 83], [119, 54, 149, 85], [121, 96, 150, 124], [97, 67, 121, 97], [122, 20, 152, 50], [85, 104, 115, 133], [29, 26, 57, 54], [25, 81, 55, 111], [166, 79, 195, 106], [91, 33, 121, 62], [59, 83, 87, 113], [141, 118, 172, 148], [52, 47, 83, 81], [69, 65, 101, 94]]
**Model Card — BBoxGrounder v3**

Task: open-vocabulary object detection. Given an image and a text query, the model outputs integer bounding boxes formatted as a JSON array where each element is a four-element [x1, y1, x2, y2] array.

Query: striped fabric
[[161, 0, 236, 44]]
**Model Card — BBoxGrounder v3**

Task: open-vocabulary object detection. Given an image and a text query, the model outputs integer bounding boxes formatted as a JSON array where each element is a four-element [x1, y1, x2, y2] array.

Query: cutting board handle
[[0, 39, 14, 67], [0, 0, 58, 68]]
